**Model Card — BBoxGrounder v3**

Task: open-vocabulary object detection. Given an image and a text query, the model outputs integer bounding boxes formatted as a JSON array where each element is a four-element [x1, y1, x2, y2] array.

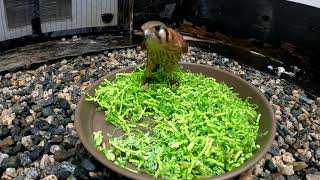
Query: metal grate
[[39, 0, 72, 23], [4, 0, 33, 29]]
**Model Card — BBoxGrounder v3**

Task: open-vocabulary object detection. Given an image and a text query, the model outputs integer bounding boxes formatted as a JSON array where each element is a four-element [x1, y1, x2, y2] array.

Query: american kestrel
[[141, 21, 188, 82]]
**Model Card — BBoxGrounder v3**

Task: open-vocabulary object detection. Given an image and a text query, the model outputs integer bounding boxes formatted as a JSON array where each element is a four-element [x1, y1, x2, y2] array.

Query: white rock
[[0, 153, 9, 164], [282, 152, 295, 163], [70, 104, 77, 111], [279, 164, 294, 175], [50, 145, 61, 154], [40, 154, 55, 169], [0, 108, 15, 126], [271, 156, 284, 168], [5, 167, 17, 177], [21, 135, 33, 148], [42, 175, 58, 180], [45, 116, 54, 124], [306, 174, 320, 180]]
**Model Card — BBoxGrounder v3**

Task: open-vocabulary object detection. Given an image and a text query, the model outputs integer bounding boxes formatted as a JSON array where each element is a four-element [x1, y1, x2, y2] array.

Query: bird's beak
[[144, 30, 150, 38]]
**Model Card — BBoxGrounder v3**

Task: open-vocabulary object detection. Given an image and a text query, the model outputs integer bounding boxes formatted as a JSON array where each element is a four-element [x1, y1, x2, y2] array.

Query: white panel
[[86, 0, 92, 27], [287, 0, 320, 8], [96, 0, 103, 26], [39, 0, 119, 33], [112, 0, 117, 26], [81, 0, 87, 27], [0, 0, 6, 41], [91, 0, 98, 26]]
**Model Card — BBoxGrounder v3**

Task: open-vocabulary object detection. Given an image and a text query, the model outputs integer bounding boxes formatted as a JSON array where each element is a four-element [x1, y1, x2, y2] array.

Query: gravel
[[0, 46, 319, 179]]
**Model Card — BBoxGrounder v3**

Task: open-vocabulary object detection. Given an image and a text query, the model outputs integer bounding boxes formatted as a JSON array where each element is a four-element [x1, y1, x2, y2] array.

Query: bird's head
[[141, 21, 168, 42]]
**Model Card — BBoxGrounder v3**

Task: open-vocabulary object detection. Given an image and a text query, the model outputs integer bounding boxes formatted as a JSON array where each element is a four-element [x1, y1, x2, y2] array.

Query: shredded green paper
[[87, 66, 262, 179]]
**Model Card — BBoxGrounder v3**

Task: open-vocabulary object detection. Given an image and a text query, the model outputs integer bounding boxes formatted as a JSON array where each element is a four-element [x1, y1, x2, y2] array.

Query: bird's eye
[[155, 25, 160, 31]]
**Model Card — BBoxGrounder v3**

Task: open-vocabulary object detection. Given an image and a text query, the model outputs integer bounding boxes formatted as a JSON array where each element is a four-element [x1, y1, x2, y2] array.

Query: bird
[[140, 21, 188, 84]]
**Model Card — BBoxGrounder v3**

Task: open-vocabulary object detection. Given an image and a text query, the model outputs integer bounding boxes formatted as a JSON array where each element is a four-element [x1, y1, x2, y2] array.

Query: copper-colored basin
[[74, 63, 276, 180]]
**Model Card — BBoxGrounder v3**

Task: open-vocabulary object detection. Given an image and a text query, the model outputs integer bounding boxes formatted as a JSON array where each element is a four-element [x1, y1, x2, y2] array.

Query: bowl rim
[[75, 62, 277, 180]]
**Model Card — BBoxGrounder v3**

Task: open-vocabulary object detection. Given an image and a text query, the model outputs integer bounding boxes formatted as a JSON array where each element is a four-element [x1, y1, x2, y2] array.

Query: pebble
[[269, 144, 281, 156], [0, 108, 16, 125], [40, 154, 55, 169], [50, 145, 61, 154], [1, 156, 20, 169], [44, 161, 76, 179], [54, 150, 75, 162], [282, 152, 295, 163], [306, 174, 320, 180], [288, 161, 308, 171], [0, 153, 10, 164], [80, 158, 96, 172], [5, 168, 17, 177], [315, 148, 320, 160], [19, 152, 32, 167], [279, 164, 295, 176], [24, 167, 39, 179], [41, 175, 58, 180], [0, 136, 15, 148], [21, 135, 33, 148]]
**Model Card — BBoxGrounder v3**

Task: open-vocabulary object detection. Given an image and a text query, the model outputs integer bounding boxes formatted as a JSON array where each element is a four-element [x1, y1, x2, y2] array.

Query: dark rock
[[57, 98, 69, 110], [294, 128, 311, 139], [288, 161, 308, 171], [42, 106, 53, 117], [1, 143, 23, 156], [277, 124, 292, 137], [30, 127, 40, 136], [268, 144, 280, 156], [36, 98, 55, 107], [309, 142, 319, 151], [63, 118, 72, 125], [305, 167, 319, 175], [19, 151, 32, 167], [43, 141, 51, 154], [19, 87, 31, 96], [265, 88, 275, 97], [81, 158, 96, 171], [20, 127, 32, 137], [80, 76, 90, 83], [13, 176, 25, 180], [31, 104, 42, 112], [291, 109, 302, 118], [50, 135, 63, 143], [299, 96, 314, 104], [0, 127, 10, 139], [286, 175, 300, 180], [44, 161, 76, 179], [29, 147, 40, 161], [73, 166, 89, 179], [265, 159, 277, 173], [33, 119, 50, 130], [12, 104, 23, 115], [1, 156, 20, 169], [10, 126, 22, 142], [51, 127, 65, 135], [273, 174, 286, 180], [63, 136, 78, 149], [54, 150, 75, 162], [62, 72, 73, 82]]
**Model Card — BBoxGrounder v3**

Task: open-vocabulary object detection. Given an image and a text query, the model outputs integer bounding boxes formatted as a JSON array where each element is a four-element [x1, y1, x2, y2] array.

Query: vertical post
[[128, 0, 134, 32], [31, 0, 42, 35]]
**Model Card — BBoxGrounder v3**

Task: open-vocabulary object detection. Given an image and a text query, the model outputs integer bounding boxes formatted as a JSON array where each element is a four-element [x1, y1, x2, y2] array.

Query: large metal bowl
[[74, 63, 276, 180]]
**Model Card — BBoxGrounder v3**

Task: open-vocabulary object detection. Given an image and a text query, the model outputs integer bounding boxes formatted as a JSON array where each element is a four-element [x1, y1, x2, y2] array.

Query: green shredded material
[[86, 66, 262, 179]]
